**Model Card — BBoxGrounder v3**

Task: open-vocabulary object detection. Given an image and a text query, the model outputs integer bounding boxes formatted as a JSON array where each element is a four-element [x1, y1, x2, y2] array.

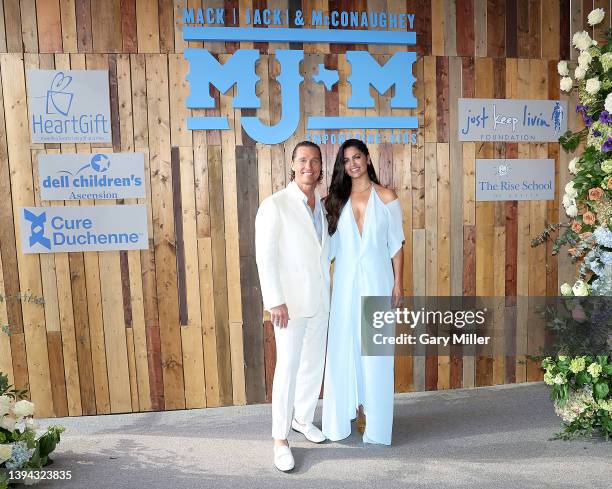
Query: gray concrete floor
[[30, 382, 612, 489]]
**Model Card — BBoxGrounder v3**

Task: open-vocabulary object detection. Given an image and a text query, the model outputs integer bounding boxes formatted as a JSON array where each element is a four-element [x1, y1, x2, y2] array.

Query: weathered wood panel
[[0, 2, 574, 417]]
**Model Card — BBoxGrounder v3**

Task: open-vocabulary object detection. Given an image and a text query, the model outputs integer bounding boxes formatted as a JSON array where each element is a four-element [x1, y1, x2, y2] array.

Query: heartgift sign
[[475, 159, 555, 201], [458, 99, 567, 142], [182, 7, 419, 145], [20, 205, 149, 253], [38, 152, 146, 201], [27, 70, 111, 143]]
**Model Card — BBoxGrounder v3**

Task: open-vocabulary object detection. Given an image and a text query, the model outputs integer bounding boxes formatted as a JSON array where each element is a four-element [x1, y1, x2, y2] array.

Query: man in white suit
[[255, 141, 331, 472]]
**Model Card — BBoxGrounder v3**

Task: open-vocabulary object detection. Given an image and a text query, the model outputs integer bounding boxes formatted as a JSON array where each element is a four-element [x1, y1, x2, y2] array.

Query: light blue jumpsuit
[[322, 188, 404, 445]]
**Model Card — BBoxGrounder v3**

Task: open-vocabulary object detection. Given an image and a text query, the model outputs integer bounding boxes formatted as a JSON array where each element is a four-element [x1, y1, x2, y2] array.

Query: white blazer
[[255, 181, 331, 319]]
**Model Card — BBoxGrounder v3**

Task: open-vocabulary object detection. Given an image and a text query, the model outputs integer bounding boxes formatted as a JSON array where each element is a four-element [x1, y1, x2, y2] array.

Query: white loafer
[[291, 419, 326, 443], [273, 445, 295, 472]]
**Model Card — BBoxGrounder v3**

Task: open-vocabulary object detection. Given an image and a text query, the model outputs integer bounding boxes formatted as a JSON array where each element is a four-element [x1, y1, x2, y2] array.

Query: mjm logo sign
[[182, 12, 418, 144]]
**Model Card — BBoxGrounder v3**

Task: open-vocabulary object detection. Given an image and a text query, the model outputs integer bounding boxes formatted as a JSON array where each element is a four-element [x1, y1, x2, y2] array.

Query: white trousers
[[271, 301, 328, 440]]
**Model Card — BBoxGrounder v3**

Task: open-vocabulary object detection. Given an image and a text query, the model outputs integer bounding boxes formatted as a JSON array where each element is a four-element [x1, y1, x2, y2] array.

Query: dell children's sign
[[39, 153, 146, 201], [27, 70, 111, 143], [21, 205, 149, 253]]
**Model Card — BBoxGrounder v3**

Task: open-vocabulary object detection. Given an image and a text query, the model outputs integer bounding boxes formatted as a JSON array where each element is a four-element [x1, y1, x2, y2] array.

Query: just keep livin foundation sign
[[39, 153, 146, 201], [182, 7, 418, 145], [458, 98, 568, 142], [475, 159, 555, 201], [26, 70, 111, 143], [20, 205, 149, 254]]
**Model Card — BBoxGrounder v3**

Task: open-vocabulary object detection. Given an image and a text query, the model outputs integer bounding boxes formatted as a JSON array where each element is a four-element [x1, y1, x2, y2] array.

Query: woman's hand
[[391, 283, 403, 309]]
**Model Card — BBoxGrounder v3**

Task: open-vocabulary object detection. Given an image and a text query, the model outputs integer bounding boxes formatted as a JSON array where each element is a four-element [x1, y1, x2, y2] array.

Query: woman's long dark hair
[[324, 139, 380, 235]]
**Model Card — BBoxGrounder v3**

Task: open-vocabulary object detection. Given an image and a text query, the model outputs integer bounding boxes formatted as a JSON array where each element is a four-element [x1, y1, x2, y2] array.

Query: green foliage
[[27, 426, 65, 469], [1, 371, 65, 476], [0, 373, 28, 400], [541, 355, 612, 440], [559, 129, 586, 152]]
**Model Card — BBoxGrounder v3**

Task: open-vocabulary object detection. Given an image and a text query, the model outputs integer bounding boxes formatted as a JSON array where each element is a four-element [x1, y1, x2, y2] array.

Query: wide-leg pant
[[271, 301, 328, 440]]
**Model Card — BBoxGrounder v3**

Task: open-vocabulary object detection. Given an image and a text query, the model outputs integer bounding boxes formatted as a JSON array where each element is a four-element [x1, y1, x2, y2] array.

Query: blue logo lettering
[[182, 18, 419, 144]]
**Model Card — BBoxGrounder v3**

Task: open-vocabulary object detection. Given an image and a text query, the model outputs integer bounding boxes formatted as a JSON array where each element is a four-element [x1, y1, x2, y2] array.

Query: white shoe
[[273, 445, 295, 472], [291, 419, 326, 443]]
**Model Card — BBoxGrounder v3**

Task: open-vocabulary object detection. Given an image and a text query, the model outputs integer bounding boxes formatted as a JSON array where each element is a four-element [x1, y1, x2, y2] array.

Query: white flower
[[587, 362, 602, 378], [544, 371, 555, 385], [566, 204, 578, 217], [25, 417, 38, 431], [573, 31, 593, 51], [588, 8, 605, 26], [0, 444, 13, 464], [572, 280, 589, 296], [568, 157, 579, 175], [560, 283, 573, 296], [578, 51, 592, 68], [562, 193, 575, 208], [13, 399, 34, 419], [553, 373, 566, 385], [605, 93, 612, 113], [560, 76, 573, 92], [0, 395, 12, 417], [1, 414, 17, 431], [564, 181, 578, 197], [574, 66, 587, 80], [585, 77, 601, 95], [557, 60, 570, 76]]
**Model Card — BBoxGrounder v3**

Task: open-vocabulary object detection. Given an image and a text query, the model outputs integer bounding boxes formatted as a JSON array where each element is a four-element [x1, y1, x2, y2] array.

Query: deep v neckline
[[349, 185, 374, 238]]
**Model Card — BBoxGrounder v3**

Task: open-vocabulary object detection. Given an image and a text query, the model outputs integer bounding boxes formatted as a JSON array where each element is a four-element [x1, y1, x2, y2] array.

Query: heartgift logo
[[182, 8, 419, 145], [27, 69, 112, 143], [23, 209, 51, 250], [45, 72, 74, 116]]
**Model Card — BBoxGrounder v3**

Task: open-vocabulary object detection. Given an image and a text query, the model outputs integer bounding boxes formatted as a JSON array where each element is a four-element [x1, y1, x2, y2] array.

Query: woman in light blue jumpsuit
[[322, 139, 405, 445]]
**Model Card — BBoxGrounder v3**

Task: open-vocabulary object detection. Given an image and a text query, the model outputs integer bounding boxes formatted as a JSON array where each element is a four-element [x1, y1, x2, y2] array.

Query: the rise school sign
[[181, 7, 420, 145]]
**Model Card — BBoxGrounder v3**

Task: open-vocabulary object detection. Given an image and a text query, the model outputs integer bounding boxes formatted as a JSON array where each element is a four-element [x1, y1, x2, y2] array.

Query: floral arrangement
[[542, 356, 611, 439], [531, 6, 612, 440], [0, 373, 64, 488]]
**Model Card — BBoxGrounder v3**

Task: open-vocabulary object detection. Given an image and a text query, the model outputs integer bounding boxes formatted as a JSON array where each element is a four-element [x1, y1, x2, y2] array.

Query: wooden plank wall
[[0, 0, 592, 417]]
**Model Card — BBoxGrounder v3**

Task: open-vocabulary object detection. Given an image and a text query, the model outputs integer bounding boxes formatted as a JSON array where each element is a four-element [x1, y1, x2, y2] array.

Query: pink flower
[[588, 187, 604, 200], [582, 211, 596, 225]]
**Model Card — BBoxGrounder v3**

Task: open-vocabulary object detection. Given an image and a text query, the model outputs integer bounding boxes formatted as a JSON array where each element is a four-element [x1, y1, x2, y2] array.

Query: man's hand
[[270, 304, 290, 328]]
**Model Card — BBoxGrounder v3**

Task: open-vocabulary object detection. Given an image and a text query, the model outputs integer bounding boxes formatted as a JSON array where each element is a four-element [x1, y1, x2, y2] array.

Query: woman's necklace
[[352, 182, 372, 193]]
